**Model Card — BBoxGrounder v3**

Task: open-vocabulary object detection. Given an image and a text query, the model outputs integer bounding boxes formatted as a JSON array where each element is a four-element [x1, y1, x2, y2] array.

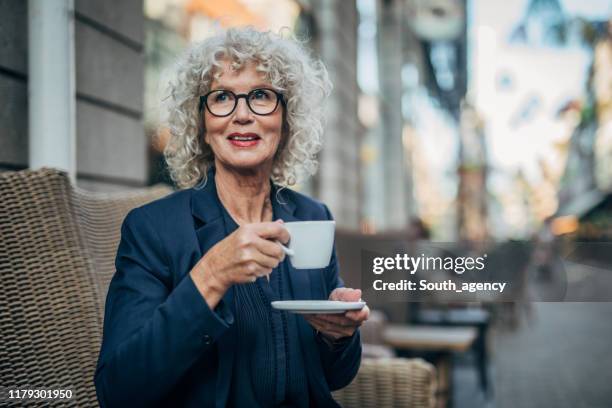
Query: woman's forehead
[[210, 60, 270, 89]]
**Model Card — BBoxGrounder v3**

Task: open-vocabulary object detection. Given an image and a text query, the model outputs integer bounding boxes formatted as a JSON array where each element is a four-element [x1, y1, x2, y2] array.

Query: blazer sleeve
[[315, 205, 362, 391], [94, 208, 231, 407]]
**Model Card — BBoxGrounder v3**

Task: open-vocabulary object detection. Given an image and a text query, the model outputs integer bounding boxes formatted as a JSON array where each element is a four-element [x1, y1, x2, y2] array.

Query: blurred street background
[[1, 0, 612, 406]]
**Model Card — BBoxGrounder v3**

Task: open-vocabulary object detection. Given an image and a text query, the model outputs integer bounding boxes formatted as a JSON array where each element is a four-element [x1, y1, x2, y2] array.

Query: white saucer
[[271, 300, 366, 314]]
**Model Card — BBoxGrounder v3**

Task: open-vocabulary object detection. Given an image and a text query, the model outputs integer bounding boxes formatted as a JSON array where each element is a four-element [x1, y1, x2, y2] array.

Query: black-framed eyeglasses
[[199, 88, 284, 117]]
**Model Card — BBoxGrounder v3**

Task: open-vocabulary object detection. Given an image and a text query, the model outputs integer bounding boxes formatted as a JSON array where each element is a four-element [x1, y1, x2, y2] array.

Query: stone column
[[377, 0, 410, 228], [28, 0, 76, 180], [311, 0, 361, 229]]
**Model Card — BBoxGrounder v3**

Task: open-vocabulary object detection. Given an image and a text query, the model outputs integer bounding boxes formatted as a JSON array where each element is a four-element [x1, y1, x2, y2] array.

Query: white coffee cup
[[279, 221, 336, 269]]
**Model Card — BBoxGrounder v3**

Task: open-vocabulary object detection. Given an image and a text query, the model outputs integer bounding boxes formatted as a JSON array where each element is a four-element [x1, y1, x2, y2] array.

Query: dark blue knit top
[[220, 201, 309, 407]]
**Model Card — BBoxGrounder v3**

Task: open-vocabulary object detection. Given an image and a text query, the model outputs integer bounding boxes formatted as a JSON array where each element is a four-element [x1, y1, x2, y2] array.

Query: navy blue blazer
[[94, 172, 362, 408]]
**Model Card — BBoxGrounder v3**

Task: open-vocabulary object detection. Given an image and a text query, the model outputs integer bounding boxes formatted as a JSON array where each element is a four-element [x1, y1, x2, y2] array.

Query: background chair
[[332, 358, 437, 408]]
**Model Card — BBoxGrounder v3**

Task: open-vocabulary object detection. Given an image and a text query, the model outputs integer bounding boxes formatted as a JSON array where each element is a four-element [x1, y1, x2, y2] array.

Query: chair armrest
[[332, 357, 437, 408]]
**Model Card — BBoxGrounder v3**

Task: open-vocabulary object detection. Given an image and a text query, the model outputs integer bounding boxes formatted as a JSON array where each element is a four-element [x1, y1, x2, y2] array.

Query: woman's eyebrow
[[211, 83, 272, 91]]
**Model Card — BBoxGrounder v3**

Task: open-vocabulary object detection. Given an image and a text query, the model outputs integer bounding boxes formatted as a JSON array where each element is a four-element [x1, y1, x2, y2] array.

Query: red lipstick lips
[[227, 132, 261, 148]]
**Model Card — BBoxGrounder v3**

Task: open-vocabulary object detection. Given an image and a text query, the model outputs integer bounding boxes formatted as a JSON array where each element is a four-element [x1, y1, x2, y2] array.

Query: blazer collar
[[190, 167, 223, 226]]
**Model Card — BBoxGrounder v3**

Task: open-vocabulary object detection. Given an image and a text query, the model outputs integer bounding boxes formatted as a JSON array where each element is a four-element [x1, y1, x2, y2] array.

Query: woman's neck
[[214, 164, 273, 225]]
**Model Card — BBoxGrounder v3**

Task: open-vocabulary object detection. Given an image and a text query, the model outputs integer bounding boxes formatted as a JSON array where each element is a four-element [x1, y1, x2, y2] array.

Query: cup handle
[[278, 242, 295, 256]]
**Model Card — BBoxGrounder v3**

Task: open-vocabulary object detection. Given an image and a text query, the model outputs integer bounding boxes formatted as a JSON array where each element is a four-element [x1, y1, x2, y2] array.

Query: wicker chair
[[0, 168, 103, 406], [0, 168, 436, 407], [332, 358, 437, 408], [0, 168, 171, 406]]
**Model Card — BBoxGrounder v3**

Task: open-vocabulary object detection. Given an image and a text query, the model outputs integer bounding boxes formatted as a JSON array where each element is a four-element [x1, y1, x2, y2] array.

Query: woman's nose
[[233, 98, 253, 122]]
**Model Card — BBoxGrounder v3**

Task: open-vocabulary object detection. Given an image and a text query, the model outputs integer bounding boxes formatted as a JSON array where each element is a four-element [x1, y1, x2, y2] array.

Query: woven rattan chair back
[[72, 183, 172, 318], [0, 168, 102, 406]]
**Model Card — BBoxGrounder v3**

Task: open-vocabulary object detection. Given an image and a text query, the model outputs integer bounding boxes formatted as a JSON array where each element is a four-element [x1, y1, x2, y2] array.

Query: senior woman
[[94, 27, 369, 408]]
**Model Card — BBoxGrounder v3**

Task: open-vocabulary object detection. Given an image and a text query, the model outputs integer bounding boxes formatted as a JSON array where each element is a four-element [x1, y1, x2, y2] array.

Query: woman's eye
[[252, 90, 270, 100], [214, 92, 231, 102]]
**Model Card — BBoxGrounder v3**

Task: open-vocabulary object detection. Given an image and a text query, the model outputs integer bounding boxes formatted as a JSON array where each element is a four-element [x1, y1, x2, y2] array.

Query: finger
[[330, 288, 362, 302], [237, 272, 259, 284], [241, 262, 272, 281], [345, 310, 368, 322], [308, 315, 327, 325], [303, 317, 326, 332], [303, 315, 329, 327], [322, 330, 351, 339], [305, 316, 355, 338], [252, 222, 290, 244], [245, 248, 281, 269], [316, 314, 356, 327], [318, 324, 355, 339], [240, 274, 262, 284], [252, 237, 285, 260], [302, 315, 319, 327], [345, 305, 370, 322], [304, 319, 322, 335], [255, 253, 278, 269]]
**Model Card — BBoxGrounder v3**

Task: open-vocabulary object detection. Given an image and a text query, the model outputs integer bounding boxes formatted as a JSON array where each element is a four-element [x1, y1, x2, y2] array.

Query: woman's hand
[[190, 220, 290, 308], [304, 288, 370, 341]]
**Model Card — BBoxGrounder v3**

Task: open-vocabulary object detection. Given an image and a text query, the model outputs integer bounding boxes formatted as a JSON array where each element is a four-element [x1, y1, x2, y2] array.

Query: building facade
[[0, 0, 146, 192]]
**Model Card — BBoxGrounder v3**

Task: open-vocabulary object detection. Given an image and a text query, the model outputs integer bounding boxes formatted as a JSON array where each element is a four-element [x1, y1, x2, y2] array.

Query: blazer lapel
[[190, 169, 236, 408], [191, 169, 234, 308]]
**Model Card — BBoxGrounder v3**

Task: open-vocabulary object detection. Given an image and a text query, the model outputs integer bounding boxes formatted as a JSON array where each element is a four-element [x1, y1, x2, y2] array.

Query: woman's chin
[[217, 158, 273, 174]]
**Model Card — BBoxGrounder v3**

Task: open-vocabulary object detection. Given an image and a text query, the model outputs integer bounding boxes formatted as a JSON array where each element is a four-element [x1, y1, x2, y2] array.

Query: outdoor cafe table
[[383, 325, 478, 408]]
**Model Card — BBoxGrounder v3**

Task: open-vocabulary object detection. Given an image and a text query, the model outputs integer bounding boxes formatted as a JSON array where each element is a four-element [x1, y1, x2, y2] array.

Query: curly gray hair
[[163, 27, 332, 189]]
